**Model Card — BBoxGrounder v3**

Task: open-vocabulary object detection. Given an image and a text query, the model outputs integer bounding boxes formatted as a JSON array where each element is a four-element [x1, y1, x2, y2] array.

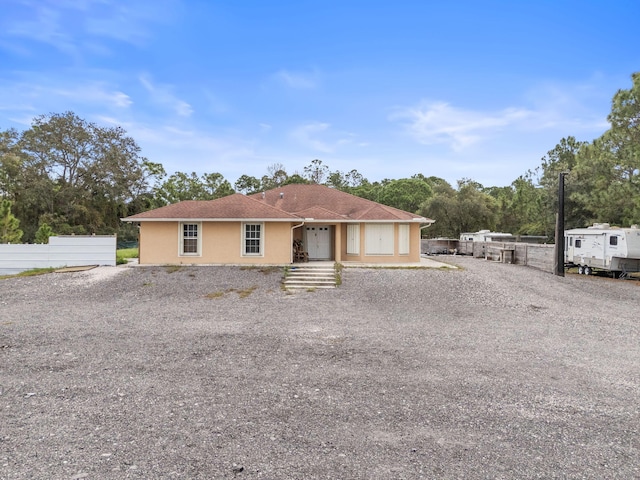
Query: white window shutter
[[347, 224, 360, 255], [399, 224, 410, 255], [365, 224, 394, 255]]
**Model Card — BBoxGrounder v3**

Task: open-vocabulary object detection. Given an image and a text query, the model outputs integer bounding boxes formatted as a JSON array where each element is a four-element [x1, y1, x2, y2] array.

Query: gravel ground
[[1, 257, 638, 479]]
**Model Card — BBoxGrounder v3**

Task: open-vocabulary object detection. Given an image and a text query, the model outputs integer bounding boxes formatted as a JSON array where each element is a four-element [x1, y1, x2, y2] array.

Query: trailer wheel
[[578, 265, 584, 275], [584, 266, 592, 275]]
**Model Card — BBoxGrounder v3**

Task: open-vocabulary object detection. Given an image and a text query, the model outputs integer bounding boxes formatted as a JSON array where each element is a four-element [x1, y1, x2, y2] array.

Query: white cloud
[[290, 122, 334, 153], [112, 91, 133, 108], [289, 122, 363, 154], [0, 0, 177, 58], [95, 114, 257, 176], [54, 84, 133, 108], [273, 69, 319, 89], [390, 101, 532, 151], [5, 4, 77, 55], [139, 75, 193, 117], [390, 77, 616, 154], [0, 77, 133, 123], [174, 101, 193, 117], [520, 81, 610, 132], [83, 0, 171, 46]]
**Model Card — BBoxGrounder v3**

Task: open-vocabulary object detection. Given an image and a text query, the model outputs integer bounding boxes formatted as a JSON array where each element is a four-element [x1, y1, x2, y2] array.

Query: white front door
[[605, 233, 620, 267], [566, 235, 574, 262], [306, 226, 331, 260]]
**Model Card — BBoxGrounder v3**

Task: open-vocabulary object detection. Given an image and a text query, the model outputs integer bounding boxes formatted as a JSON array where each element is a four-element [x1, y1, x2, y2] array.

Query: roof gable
[[355, 204, 405, 221], [294, 205, 349, 220]]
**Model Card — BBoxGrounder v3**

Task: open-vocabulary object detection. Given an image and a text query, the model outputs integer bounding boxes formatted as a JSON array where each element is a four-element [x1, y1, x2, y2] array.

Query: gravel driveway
[[1, 257, 638, 479]]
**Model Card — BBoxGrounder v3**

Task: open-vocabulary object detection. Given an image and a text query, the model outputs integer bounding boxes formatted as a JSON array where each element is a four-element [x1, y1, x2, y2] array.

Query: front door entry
[[306, 225, 331, 260]]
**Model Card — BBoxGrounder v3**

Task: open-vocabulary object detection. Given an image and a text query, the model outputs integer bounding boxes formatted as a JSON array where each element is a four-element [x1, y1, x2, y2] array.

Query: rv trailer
[[459, 230, 514, 242], [564, 223, 640, 277]]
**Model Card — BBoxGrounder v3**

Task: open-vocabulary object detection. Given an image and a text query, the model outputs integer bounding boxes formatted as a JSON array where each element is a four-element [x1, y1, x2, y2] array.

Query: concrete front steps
[[283, 263, 338, 290]]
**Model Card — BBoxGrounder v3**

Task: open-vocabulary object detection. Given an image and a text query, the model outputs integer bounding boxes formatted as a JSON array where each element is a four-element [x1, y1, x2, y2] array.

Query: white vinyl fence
[[0, 235, 116, 275]]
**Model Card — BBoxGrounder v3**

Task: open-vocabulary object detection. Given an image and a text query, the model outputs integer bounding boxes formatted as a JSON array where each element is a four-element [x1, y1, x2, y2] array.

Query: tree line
[[1, 72, 639, 244]]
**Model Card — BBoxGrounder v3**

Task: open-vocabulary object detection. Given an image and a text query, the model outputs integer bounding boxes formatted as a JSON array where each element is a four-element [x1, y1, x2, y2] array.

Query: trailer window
[[575, 239, 581, 248], [609, 236, 618, 246], [569, 237, 573, 247]]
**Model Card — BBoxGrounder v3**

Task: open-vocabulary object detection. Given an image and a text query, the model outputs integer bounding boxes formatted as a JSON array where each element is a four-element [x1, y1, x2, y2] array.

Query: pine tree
[[0, 199, 23, 243], [34, 222, 54, 244]]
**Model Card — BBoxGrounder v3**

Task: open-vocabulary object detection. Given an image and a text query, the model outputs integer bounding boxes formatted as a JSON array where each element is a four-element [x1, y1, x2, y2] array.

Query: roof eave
[[122, 216, 433, 223], [121, 217, 303, 222]]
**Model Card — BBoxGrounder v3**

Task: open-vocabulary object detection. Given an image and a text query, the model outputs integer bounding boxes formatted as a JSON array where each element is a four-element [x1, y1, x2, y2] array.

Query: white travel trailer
[[564, 223, 640, 276], [459, 230, 514, 242]]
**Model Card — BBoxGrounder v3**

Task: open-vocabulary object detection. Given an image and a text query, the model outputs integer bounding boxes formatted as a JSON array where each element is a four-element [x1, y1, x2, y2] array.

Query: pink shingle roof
[[124, 193, 300, 220], [124, 184, 433, 223], [250, 184, 429, 221]]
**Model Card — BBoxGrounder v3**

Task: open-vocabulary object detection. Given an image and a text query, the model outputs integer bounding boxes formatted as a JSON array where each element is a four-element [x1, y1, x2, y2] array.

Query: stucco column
[[334, 224, 342, 263]]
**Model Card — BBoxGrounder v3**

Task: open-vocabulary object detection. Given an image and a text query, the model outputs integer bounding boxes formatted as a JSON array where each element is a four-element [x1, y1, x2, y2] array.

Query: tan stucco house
[[122, 183, 434, 265]]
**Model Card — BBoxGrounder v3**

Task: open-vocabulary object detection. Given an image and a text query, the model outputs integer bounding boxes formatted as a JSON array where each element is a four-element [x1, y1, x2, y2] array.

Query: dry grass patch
[[205, 291, 226, 299], [240, 265, 281, 275], [205, 285, 259, 299], [237, 285, 258, 298], [164, 265, 183, 273]]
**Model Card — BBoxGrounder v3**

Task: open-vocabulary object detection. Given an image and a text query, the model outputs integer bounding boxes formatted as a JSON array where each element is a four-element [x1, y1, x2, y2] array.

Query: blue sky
[[1, 0, 639, 187]]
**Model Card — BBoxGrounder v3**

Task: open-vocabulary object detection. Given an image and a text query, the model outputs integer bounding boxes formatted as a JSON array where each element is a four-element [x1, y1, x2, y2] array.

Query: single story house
[[122, 183, 434, 265]]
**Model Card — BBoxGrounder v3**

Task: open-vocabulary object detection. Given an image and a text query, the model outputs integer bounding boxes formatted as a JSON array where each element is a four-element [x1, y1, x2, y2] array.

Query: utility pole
[[554, 172, 567, 277]]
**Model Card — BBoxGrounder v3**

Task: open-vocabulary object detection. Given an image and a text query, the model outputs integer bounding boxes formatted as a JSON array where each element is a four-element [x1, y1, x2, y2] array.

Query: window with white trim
[[180, 222, 201, 256], [365, 223, 394, 255], [346, 224, 360, 255], [243, 223, 263, 256], [399, 224, 410, 255]]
